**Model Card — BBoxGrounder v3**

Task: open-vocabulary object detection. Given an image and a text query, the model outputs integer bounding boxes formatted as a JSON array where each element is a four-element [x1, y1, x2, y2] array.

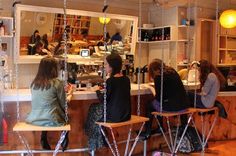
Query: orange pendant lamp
[[219, 10, 236, 28]]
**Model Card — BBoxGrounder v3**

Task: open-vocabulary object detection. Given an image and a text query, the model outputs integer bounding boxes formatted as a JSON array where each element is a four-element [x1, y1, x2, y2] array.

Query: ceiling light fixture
[[219, 9, 236, 28]]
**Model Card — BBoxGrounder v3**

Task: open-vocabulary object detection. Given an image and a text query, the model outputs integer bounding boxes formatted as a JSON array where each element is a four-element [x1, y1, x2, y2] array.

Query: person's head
[[31, 56, 59, 90], [199, 59, 226, 88], [148, 59, 165, 79], [34, 30, 39, 37], [105, 53, 122, 76], [190, 61, 200, 69]]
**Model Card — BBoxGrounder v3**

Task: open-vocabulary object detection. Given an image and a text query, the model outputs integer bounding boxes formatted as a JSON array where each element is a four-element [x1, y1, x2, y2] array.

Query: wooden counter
[[0, 85, 236, 155]]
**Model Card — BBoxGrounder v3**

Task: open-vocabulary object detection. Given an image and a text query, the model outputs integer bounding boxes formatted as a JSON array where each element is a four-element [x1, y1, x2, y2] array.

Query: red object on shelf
[[2, 117, 8, 144]]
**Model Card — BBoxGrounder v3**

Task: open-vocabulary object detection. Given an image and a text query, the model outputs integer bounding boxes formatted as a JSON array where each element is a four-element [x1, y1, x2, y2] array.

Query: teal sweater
[[26, 78, 66, 126]]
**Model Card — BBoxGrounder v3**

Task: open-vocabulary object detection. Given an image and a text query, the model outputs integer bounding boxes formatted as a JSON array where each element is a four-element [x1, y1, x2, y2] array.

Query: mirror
[[15, 4, 138, 62]]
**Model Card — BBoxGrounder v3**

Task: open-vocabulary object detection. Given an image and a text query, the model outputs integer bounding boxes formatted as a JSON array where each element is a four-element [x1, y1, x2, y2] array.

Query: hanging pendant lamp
[[99, 17, 111, 24], [219, 9, 236, 28]]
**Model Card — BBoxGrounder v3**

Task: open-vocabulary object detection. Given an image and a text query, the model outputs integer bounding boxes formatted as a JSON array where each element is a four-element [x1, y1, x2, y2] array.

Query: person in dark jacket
[[141, 59, 190, 139], [28, 30, 41, 55], [85, 53, 131, 150]]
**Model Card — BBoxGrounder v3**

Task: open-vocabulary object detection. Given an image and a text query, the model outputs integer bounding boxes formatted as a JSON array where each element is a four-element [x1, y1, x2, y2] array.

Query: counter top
[[1, 84, 235, 102], [1, 84, 151, 102], [17, 55, 103, 64]]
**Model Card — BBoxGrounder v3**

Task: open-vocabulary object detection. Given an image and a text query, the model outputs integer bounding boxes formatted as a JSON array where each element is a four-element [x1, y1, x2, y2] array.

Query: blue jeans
[[187, 92, 206, 108]]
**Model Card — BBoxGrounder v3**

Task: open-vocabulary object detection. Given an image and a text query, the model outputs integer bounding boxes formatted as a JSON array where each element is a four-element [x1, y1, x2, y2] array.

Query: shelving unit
[[0, 17, 13, 57], [138, 26, 178, 43], [218, 26, 236, 65], [52, 14, 91, 41], [145, 6, 195, 70]]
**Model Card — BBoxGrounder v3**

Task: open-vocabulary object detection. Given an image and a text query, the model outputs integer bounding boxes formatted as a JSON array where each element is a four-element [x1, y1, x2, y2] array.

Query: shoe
[[61, 132, 69, 152], [40, 137, 51, 150]]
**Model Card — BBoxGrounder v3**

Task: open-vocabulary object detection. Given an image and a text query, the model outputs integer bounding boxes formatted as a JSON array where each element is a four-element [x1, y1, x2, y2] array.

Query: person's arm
[[65, 83, 73, 102], [201, 73, 217, 96]]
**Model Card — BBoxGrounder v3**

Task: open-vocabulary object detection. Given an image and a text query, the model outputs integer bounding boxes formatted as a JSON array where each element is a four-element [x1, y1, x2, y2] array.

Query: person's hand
[[65, 83, 73, 94]]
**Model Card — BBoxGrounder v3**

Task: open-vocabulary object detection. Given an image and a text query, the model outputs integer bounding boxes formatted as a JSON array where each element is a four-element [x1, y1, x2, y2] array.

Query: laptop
[[80, 49, 90, 57], [187, 69, 200, 83]]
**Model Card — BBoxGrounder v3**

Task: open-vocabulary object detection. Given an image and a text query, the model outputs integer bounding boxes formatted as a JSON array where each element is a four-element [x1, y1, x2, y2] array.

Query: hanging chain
[[137, 0, 142, 116], [0, 31, 3, 113], [63, 0, 69, 124], [13, 13, 20, 121], [160, 0, 164, 113], [54, 1, 69, 155], [103, 0, 108, 122]]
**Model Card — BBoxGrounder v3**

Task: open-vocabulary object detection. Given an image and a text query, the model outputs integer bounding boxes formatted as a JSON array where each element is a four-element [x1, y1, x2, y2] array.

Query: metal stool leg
[[143, 140, 147, 156], [91, 150, 95, 156]]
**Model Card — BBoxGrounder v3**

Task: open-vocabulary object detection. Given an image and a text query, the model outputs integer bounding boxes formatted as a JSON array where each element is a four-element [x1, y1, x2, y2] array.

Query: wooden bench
[[96, 115, 149, 156]]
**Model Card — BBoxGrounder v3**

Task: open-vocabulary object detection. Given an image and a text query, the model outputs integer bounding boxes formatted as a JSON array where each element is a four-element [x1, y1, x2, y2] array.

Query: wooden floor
[[136, 140, 236, 156]]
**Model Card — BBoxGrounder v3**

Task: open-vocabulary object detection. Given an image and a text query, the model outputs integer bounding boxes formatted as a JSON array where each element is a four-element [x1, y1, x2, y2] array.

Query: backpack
[[175, 126, 203, 153]]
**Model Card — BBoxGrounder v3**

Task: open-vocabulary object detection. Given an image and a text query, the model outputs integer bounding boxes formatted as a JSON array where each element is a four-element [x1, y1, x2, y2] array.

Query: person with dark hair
[[28, 30, 41, 55], [140, 58, 190, 139], [85, 53, 131, 150], [30, 30, 40, 44], [26, 56, 73, 150], [110, 31, 122, 44], [32, 40, 49, 55], [42, 34, 49, 51], [188, 59, 226, 108]]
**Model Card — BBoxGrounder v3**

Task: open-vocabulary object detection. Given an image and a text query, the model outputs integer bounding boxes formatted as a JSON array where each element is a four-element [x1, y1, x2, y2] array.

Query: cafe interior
[[0, 0, 236, 155]]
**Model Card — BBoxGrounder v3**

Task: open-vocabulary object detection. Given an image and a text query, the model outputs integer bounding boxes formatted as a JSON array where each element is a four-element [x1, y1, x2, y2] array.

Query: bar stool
[[151, 109, 196, 155], [189, 107, 218, 155], [96, 115, 149, 156]]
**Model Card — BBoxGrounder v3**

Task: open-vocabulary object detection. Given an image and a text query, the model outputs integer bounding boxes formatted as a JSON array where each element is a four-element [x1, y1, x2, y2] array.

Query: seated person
[[141, 59, 190, 138], [110, 32, 122, 44], [178, 61, 200, 81], [26, 56, 73, 150], [42, 34, 50, 51], [28, 30, 41, 55], [85, 53, 131, 150], [32, 40, 50, 55], [188, 60, 226, 108]]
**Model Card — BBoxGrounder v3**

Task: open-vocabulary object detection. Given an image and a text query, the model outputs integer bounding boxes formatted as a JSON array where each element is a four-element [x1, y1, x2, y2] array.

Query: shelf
[[0, 35, 13, 38], [227, 49, 236, 51], [219, 48, 227, 50], [138, 40, 175, 43]]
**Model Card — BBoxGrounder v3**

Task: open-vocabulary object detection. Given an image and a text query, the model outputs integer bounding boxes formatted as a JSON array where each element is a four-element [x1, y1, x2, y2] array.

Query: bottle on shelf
[[0, 20, 5, 36], [144, 32, 149, 42]]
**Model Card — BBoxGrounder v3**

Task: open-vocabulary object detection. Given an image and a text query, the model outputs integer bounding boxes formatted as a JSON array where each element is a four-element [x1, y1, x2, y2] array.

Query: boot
[[40, 131, 51, 150], [61, 131, 69, 152]]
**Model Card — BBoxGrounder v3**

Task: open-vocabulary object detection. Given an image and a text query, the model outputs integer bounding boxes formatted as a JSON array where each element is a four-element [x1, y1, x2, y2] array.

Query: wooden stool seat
[[13, 122, 71, 131], [152, 109, 196, 117], [96, 115, 149, 128], [189, 107, 218, 113]]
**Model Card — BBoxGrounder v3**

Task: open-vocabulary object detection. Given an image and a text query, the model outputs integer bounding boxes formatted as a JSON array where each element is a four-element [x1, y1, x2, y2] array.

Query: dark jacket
[[96, 76, 131, 122], [154, 68, 190, 111]]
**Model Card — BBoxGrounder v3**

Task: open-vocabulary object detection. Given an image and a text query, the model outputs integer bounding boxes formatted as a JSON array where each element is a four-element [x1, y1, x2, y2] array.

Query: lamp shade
[[220, 10, 236, 29], [99, 17, 111, 24]]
